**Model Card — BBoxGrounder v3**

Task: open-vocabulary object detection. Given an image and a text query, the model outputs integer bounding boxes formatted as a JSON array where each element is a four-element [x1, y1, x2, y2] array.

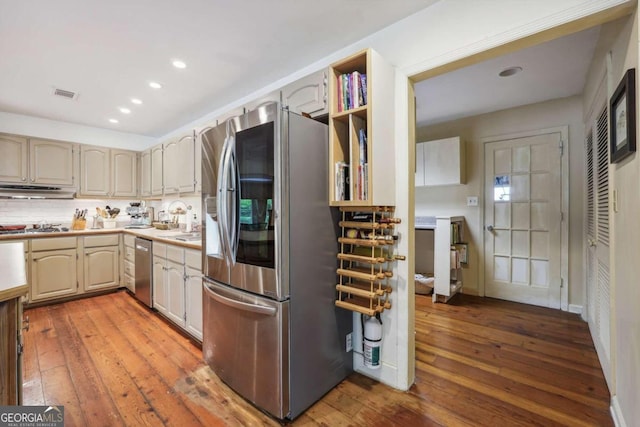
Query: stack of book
[[335, 161, 350, 201], [337, 71, 367, 112], [355, 127, 368, 201]]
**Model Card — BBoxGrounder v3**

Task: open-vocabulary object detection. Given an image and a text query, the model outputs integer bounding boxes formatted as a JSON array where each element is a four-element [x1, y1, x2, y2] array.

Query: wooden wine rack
[[335, 206, 404, 316]]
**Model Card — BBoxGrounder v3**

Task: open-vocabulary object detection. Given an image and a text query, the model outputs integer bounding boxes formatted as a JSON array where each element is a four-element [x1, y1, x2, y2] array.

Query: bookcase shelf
[[329, 48, 395, 206], [433, 216, 466, 303], [335, 206, 402, 316]]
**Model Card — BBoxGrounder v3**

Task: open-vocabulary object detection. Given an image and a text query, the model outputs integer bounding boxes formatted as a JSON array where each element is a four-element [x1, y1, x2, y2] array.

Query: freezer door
[[202, 279, 289, 419]]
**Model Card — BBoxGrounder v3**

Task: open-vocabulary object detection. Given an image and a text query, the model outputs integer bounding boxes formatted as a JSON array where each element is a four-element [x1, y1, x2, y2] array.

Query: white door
[[484, 132, 562, 308], [585, 104, 612, 386]]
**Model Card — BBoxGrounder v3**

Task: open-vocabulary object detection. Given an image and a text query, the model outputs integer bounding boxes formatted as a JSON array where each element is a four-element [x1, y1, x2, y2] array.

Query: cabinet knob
[[486, 225, 494, 232], [21, 177, 26, 181]]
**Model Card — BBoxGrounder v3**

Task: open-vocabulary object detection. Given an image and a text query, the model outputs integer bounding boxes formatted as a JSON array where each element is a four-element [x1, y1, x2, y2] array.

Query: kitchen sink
[[159, 232, 202, 242]]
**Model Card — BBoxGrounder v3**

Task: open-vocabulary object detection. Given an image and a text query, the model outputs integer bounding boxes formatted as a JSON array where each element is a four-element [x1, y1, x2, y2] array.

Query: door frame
[[479, 126, 569, 310]]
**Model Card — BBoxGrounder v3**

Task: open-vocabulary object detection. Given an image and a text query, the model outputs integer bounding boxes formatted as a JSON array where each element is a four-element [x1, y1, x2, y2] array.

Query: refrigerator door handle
[[218, 132, 233, 266], [203, 282, 277, 316], [228, 150, 240, 262]]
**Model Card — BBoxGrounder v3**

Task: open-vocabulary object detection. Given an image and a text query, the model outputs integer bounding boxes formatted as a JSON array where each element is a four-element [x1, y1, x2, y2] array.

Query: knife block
[[71, 218, 86, 230]]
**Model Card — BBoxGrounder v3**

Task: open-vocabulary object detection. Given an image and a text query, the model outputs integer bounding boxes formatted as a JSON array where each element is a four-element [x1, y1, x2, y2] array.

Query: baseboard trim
[[568, 304, 583, 314], [611, 396, 628, 427]]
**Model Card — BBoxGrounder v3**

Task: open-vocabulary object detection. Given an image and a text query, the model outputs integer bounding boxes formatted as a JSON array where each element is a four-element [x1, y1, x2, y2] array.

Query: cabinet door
[[29, 139, 75, 186], [0, 134, 28, 184], [84, 246, 119, 292], [140, 149, 152, 197], [282, 70, 328, 117], [152, 255, 167, 314], [30, 249, 78, 301], [166, 260, 185, 327], [162, 139, 179, 195], [151, 145, 164, 196], [185, 266, 203, 341], [424, 137, 465, 186], [176, 133, 196, 193], [112, 149, 137, 197], [80, 145, 110, 197]]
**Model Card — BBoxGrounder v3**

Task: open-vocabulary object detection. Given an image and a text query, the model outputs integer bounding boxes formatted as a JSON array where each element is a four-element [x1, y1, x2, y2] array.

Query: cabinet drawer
[[167, 244, 184, 264], [31, 236, 77, 251], [185, 248, 201, 270], [124, 245, 135, 262], [124, 259, 135, 277], [153, 242, 167, 259], [124, 234, 136, 248], [84, 234, 119, 248]]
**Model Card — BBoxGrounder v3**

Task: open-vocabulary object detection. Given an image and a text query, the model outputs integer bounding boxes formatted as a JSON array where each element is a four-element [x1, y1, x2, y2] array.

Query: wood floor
[[22, 290, 613, 426]]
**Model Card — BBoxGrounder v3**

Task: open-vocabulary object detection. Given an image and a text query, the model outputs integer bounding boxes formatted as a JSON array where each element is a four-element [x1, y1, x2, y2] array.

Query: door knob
[[588, 238, 596, 247], [486, 225, 494, 232]]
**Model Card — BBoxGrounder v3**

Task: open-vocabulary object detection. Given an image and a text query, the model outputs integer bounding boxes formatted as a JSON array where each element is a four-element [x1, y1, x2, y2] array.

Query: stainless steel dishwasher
[[134, 237, 153, 307]]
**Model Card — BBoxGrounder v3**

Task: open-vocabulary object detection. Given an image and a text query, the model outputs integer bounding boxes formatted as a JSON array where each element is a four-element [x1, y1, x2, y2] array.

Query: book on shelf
[[450, 222, 462, 244], [335, 161, 350, 201], [336, 72, 367, 112]]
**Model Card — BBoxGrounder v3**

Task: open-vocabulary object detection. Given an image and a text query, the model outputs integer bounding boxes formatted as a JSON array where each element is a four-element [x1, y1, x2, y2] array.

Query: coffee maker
[[125, 202, 154, 229]]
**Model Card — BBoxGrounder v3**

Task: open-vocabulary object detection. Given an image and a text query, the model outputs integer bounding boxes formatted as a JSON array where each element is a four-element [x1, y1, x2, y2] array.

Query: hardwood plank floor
[[22, 291, 612, 426]]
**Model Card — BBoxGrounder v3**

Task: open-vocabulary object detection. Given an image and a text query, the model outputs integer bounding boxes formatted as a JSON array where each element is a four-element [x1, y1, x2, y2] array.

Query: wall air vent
[[52, 88, 78, 100]]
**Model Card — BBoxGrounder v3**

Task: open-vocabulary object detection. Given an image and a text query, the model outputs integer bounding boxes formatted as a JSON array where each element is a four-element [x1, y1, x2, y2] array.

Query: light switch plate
[[346, 332, 353, 352], [467, 196, 478, 206]]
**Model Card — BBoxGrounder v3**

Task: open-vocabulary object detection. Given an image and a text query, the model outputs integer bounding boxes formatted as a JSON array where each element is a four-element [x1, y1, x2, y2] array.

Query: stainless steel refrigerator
[[201, 102, 352, 420]]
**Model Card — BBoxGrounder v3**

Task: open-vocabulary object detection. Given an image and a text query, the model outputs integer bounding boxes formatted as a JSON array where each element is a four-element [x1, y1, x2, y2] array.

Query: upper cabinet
[[328, 49, 395, 206], [139, 149, 152, 197], [0, 134, 76, 187], [282, 69, 328, 118], [79, 146, 137, 197], [151, 145, 164, 196], [163, 132, 196, 195], [416, 136, 465, 187]]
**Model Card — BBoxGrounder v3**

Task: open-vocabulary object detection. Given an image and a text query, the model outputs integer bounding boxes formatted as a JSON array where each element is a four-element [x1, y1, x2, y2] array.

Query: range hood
[[0, 185, 76, 199]]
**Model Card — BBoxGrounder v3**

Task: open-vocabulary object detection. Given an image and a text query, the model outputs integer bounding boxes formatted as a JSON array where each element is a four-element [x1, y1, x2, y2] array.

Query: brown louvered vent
[[53, 88, 78, 100]]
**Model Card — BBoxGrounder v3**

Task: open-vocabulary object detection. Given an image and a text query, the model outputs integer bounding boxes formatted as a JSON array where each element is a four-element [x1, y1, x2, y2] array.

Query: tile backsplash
[[0, 196, 202, 227]]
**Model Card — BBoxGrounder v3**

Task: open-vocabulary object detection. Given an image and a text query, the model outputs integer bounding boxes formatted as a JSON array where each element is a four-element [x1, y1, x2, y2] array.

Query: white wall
[[415, 96, 585, 307], [0, 111, 155, 150]]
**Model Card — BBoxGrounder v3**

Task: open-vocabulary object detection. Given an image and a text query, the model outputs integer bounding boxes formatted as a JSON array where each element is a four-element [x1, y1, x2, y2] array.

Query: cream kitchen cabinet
[[151, 145, 164, 196], [139, 149, 152, 197], [79, 146, 137, 197], [163, 133, 196, 195], [282, 69, 328, 118], [416, 136, 465, 187], [152, 242, 202, 341], [0, 134, 76, 187], [184, 248, 202, 341], [29, 237, 79, 302], [82, 235, 120, 293], [122, 234, 135, 292]]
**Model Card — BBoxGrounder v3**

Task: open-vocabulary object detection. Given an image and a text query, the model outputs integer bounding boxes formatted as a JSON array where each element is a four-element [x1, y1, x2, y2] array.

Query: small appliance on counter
[[125, 202, 154, 229]]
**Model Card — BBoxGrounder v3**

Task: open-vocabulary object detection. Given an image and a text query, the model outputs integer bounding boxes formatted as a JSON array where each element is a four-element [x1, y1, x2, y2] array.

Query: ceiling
[[414, 25, 601, 128], [0, 0, 437, 138]]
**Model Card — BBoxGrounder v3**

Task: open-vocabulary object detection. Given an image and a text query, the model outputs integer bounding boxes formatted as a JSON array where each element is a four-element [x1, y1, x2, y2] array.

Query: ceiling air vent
[[52, 87, 78, 100]]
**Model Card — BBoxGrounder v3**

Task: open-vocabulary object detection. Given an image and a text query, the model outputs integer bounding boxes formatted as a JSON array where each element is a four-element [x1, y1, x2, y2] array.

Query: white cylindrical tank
[[363, 316, 382, 369]]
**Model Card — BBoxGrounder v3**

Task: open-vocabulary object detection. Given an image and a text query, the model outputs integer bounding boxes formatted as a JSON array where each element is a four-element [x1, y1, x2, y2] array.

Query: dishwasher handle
[[203, 282, 276, 316], [135, 245, 149, 252]]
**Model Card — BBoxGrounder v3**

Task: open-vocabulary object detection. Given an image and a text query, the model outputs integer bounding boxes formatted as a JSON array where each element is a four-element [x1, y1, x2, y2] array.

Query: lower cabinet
[[83, 235, 120, 293], [152, 243, 202, 341], [123, 234, 135, 293], [30, 237, 78, 302], [29, 234, 121, 304]]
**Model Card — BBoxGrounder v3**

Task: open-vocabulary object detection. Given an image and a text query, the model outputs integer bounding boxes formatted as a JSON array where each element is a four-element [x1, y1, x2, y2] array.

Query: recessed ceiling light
[[172, 60, 187, 69], [499, 66, 523, 77], [109, 119, 119, 124], [119, 107, 131, 114], [149, 81, 162, 89], [131, 98, 143, 105]]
